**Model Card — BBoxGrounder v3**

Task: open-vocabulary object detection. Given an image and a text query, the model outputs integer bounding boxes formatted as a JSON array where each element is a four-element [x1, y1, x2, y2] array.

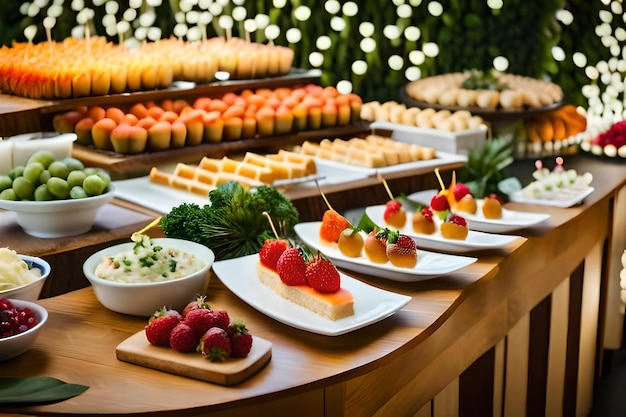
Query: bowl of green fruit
[[0, 150, 114, 238]]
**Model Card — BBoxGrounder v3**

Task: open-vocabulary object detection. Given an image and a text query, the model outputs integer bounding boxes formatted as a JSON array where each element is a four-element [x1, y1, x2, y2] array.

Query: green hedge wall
[[0, 0, 616, 108]]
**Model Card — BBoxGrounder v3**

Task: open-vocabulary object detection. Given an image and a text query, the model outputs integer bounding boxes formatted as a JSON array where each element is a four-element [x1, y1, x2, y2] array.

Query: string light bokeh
[[11, 0, 626, 122]]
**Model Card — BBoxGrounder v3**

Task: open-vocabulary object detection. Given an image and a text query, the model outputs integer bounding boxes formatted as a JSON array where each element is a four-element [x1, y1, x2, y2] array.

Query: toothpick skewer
[[131, 216, 162, 242], [315, 178, 333, 211], [377, 172, 395, 201], [262, 211, 280, 239]]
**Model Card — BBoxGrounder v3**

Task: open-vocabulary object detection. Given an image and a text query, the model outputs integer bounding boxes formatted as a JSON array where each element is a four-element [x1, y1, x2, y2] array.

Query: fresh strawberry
[[319, 209, 350, 243], [227, 321, 254, 358], [276, 247, 307, 286], [258, 239, 288, 271], [184, 308, 230, 337], [181, 295, 210, 318], [169, 322, 199, 352], [305, 252, 340, 293], [487, 193, 504, 205], [383, 200, 402, 220], [448, 213, 467, 227], [145, 307, 183, 347], [386, 232, 418, 266], [430, 194, 450, 212], [452, 183, 471, 201], [198, 327, 232, 362]]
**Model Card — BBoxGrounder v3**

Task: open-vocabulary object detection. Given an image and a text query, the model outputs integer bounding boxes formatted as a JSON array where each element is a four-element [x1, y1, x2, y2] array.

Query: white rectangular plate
[[407, 189, 551, 233], [509, 186, 594, 208], [113, 177, 210, 214], [365, 205, 522, 253], [212, 254, 412, 336], [295, 222, 477, 282]]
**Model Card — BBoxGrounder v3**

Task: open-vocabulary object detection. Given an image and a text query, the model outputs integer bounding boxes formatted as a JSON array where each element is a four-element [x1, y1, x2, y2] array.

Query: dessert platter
[[364, 205, 523, 253], [508, 159, 594, 208], [407, 189, 551, 233], [294, 221, 477, 282], [212, 254, 411, 336]]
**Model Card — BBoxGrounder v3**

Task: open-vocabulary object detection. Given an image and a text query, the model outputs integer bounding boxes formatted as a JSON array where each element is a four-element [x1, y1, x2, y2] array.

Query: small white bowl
[[0, 255, 50, 302], [83, 238, 215, 316], [0, 185, 115, 238], [0, 299, 48, 361]]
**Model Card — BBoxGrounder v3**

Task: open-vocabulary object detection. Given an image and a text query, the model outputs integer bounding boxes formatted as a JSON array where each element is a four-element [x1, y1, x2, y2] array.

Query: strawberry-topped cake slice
[[256, 240, 354, 321]]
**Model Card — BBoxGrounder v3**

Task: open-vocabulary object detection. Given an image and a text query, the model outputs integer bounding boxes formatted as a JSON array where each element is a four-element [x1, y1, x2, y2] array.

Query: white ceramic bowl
[[0, 299, 48, 361], [83, 238, 215, 316], [0, 185, 115, 238], [0, 255, 50, 302]]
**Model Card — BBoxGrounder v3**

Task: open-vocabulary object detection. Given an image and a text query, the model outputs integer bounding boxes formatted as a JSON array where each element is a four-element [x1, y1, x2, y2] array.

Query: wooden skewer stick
[[131, 216, 163, 242], [315, 178, 333, 211], [377, 172, 395, 201], [262, 211, 280, 240]]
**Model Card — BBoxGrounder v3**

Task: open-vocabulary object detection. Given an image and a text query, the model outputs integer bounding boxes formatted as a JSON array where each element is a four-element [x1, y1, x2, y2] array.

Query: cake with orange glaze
[[256, 241, 354, 321], [256, 262, 354, 320]]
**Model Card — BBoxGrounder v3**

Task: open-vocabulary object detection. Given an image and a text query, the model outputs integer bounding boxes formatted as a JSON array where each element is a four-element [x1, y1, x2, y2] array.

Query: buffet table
[[1, 154, 625, 417]]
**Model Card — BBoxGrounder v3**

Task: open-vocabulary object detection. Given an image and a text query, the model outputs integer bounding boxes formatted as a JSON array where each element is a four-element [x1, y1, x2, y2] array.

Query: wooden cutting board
[[116, 331, 272, 386]]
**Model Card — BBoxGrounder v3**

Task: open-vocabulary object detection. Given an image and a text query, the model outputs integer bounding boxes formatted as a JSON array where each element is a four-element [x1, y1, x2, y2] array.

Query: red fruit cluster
[[593, 120, 626, 148], [448, 213, 467, 227], [0, 298, 40, 339], [144, 298, 253, 361]]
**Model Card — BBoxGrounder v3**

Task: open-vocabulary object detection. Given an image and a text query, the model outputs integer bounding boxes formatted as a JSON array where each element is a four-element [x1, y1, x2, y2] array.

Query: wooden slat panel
[[459, 347, 494, 417], [414, 401, 432, 417], [494, 340, 505, 417], [546, 277, 570, 417], [434, 377, 459, 417], [504, 314, 529, 417], [527, 295, 551, 416], [577, 241, 604, 416], [564, 262, 585, 416]]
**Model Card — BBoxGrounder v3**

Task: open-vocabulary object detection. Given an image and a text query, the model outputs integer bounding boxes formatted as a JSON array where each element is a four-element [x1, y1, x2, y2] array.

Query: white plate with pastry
[[212, 254, 411, 336], [508, 186, 594, 208], [294, 222, 477, 282], [407, 189, 551, 233], [364, 205, 523, 253]]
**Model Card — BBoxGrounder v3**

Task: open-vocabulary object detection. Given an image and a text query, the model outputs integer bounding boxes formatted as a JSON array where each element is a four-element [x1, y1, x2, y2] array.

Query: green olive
[[63, 157, 85, 172], [23, 162, 45, 185], [0, 175, 12, 192], [48, 161, 70, 179], [38, 170, 51, 184], [0, 188, 17, 200], [34, 184, 54, 201], [69, 186, 88, 199], [83, 174, 106, 196], [67, 170, 87, 188], [8, 165, 25, 180], [26, 150, 56, 168], [12, 176, 35, 200], [47, 177, 69, 199]]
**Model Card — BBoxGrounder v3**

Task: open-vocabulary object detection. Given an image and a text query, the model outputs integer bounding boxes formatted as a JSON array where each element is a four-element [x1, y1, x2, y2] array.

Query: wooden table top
[[1, 153, 625, 415]]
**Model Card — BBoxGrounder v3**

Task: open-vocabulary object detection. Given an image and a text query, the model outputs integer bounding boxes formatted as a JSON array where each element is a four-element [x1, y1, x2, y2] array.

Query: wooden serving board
[[116, 331, 272, 386]]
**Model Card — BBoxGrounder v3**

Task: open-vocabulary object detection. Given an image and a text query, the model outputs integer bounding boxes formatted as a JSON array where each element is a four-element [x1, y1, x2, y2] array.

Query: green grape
[[67, 170, 87, 188], [26, 150, 56, 168], [12, 176, 35, 200], [23, 162, 45, 185], [8, 165, 25, 180], [83, 175, 106, 196], [0, 188, 17, 200], [38, 170, 51, 184], [34, 184, 54, 201], [0, 175, 12, 192], [63, 157, 85, 172], [69, 186, 88, 199], [48, 161, 70, 179], [47, 177, 69, 199]]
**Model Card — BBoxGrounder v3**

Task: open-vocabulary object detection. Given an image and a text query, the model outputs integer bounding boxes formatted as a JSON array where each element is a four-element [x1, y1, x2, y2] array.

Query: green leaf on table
[[0, 377, 88, 404]]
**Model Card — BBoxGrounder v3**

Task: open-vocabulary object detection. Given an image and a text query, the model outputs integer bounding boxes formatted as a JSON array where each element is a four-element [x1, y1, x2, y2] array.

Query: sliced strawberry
[[421, 206, 434, 221], [258, 239, 288, 271], [276, 247, 307, 286], [305, 252, 340, 293]]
